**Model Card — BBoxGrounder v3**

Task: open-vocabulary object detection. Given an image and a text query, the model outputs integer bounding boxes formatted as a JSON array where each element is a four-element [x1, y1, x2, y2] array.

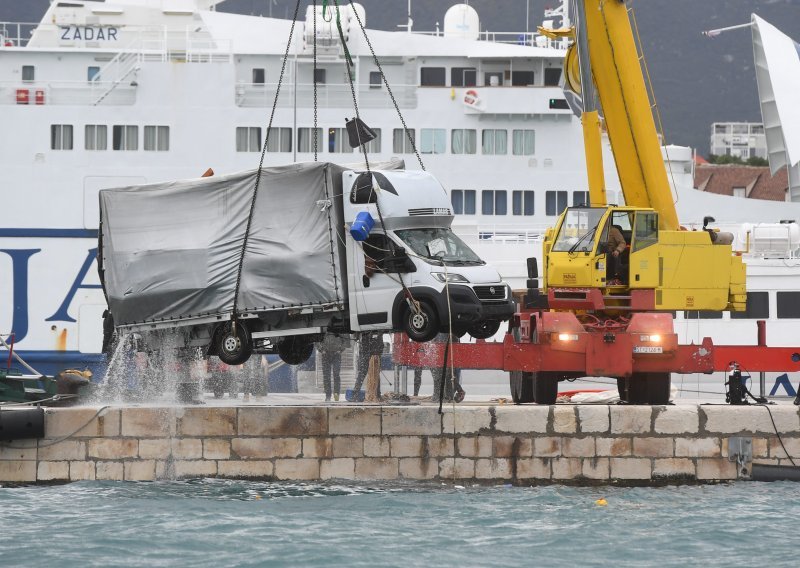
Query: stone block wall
[[0, 404, 798, 484]]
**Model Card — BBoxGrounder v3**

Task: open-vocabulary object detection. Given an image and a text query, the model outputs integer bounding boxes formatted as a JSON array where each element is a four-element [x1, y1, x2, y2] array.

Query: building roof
[[694, 164, 789, 201]]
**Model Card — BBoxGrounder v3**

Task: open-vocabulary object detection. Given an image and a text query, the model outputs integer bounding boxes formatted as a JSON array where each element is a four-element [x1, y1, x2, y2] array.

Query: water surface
[[1, 480, 797, 566]]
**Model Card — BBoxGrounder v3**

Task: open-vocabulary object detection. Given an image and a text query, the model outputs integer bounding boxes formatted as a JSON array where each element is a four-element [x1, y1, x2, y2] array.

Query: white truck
[[98, 161, 514, 365]]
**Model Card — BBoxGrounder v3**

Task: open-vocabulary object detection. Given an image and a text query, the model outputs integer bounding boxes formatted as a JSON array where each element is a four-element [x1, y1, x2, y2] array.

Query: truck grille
[[473, 285, 507, 301], [408, 207, 452, 216]]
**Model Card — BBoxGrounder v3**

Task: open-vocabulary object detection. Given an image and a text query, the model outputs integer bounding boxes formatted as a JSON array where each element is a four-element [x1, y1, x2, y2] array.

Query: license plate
[[633, 346, 663, 354]]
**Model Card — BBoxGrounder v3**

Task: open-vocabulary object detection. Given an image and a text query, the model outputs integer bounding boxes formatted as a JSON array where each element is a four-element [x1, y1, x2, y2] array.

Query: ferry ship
[[2, 0, 800, 397]]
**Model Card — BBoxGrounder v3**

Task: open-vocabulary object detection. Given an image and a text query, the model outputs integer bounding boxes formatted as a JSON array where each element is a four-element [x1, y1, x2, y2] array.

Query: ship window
[[85, 124, 107, 150], [451, 129, 476, 154], [451, 67, 476, 87], [512, 191, 535, 216], [482, 129, 507, 155], [451, 190, 476, 215], [484, 72, 503, 87], [50, 124, 73, 150], [420, 67, 446, 87], [369, 71, 382, 89], [777, 292, 800, 318], [252, 68, 265, 84], [297, 127, 322, 153], [87, 66, 100, 82], [545, 191, 568, 216], [512, 129, 535, 155], [482, 190, 507, 215], [511, 70, 535, 86], [362, 128, 381, 153], [731, 292, 769, 319], [328, 127, 355, 153], [393, 128, 415, 153], [235, 126, 261, 152], [265, 127, 291, 152], [573, 191, 590, 206], [112, 125, 138, 151], [544, 67, 562, 86], [684, 311, 723, 320], [144, 125, 170, 151], [22, 65, 34, 82], [420, 129, 445, 154], [314, 68, 326, 84]]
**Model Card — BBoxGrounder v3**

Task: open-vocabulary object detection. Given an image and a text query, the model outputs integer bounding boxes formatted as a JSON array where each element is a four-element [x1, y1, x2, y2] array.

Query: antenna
[[398, 0, 413, 33], [702, 21, 753, 38]]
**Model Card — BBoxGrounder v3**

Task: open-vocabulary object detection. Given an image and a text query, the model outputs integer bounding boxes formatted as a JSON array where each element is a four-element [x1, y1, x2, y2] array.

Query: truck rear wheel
[[534, 372, 559, 405], [277, 336, 314, 365], [216, 324, 252, 366], [510, 371, 535, 404], [468, 320, 501, 340], [402, 301, 439, 343]]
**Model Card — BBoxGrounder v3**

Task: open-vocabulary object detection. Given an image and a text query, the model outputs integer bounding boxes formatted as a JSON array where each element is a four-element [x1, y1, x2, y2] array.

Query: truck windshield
[[552, 208, 607, 252], [394, 228, 484, 266]]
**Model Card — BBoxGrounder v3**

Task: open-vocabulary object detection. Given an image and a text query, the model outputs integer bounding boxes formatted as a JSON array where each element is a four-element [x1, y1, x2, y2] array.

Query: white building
[[710, 122, 767, 160]]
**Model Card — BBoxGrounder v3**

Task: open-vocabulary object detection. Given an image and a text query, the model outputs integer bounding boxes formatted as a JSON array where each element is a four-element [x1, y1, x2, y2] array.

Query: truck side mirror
[[383, 247, 416, 274]]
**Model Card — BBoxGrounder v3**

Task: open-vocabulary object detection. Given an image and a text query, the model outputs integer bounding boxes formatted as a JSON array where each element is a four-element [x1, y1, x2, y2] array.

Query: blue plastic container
[[345, 389, 365, 402], [350, 211, 375, 242]]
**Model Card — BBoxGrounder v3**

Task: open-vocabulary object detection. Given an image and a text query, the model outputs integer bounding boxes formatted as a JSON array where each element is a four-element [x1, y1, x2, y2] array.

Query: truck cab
[[343, 169, 515, 342]]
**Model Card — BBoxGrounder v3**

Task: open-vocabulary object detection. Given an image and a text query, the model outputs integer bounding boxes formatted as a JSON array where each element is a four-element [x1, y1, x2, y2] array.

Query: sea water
[[1, 480, 798, 566]]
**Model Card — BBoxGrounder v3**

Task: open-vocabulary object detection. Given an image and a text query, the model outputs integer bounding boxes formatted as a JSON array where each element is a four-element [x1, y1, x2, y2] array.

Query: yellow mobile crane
[[541, 0, 746, 314]]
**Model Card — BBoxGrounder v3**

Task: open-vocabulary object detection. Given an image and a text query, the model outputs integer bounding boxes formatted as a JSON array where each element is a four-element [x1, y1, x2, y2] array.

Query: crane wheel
[[510, 371, 535, 404], [618, 373, 671, 405], [534, 372, 559, 405]]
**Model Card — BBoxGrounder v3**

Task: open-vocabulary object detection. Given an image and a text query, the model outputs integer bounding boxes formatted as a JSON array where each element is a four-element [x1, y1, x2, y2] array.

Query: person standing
[[350, 331, 384, 401], [318, 333, 349, 401]]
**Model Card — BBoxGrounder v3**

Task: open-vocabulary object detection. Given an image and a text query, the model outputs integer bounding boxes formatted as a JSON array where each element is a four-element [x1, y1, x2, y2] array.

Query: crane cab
[[543, 206, 746, 313]]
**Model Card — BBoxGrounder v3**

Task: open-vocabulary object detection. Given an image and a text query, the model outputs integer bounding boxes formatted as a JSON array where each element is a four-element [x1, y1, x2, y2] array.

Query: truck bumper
[[436, 285, 515, 326]]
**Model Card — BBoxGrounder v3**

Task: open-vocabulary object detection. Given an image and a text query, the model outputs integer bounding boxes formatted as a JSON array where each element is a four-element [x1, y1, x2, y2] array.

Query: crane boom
[[581, 0, 678, 230]]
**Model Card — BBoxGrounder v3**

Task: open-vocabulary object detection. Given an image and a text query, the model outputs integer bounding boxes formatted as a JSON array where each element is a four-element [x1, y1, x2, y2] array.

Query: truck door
[[629, 211, 659, 288], [351, 232, 404, 331]]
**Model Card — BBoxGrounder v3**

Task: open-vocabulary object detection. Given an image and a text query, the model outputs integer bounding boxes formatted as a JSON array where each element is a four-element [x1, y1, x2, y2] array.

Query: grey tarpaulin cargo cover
[[99, 162, 361, 327]]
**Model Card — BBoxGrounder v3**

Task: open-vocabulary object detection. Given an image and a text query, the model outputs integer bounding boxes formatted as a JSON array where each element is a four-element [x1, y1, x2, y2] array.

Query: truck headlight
[[432, 272, 469, 283], [640, 334, 661, 343]]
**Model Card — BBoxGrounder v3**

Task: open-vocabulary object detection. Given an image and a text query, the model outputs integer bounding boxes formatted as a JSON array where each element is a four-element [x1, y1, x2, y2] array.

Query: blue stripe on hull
[[0, 229, 98, 238], [8, 350, 105, 378]]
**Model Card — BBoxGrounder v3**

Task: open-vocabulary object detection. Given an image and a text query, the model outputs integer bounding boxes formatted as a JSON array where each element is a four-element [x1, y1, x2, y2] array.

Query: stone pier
[[1, 404, 798, 483]]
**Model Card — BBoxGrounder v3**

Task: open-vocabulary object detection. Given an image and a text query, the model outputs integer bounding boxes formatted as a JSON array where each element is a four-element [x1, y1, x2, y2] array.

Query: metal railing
[[0, 21, 37, 47], [0, 81, 136, 106], [234, 82, 418, 109]]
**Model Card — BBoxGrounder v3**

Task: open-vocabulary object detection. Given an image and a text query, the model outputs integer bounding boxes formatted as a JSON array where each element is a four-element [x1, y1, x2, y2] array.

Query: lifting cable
[[230, 0, 302, 333]]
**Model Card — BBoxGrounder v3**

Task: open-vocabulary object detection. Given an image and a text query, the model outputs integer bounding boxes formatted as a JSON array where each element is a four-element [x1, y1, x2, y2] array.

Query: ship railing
[[234, 82, 418, 109], [0, 21, 37, 47], [411, 29, 569, 50], [0, 80, 136, 106], [454, 224, 549, 246]]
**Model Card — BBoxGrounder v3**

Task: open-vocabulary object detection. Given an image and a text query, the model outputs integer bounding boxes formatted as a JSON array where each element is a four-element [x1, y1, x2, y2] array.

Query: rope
[[313, 0, 318, 162], [230, 0, 302, 330]]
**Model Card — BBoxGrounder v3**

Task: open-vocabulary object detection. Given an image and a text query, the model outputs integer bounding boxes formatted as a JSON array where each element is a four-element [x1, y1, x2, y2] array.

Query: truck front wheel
[[402, 301, 439, 343], [216, 324, 253, 365]]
